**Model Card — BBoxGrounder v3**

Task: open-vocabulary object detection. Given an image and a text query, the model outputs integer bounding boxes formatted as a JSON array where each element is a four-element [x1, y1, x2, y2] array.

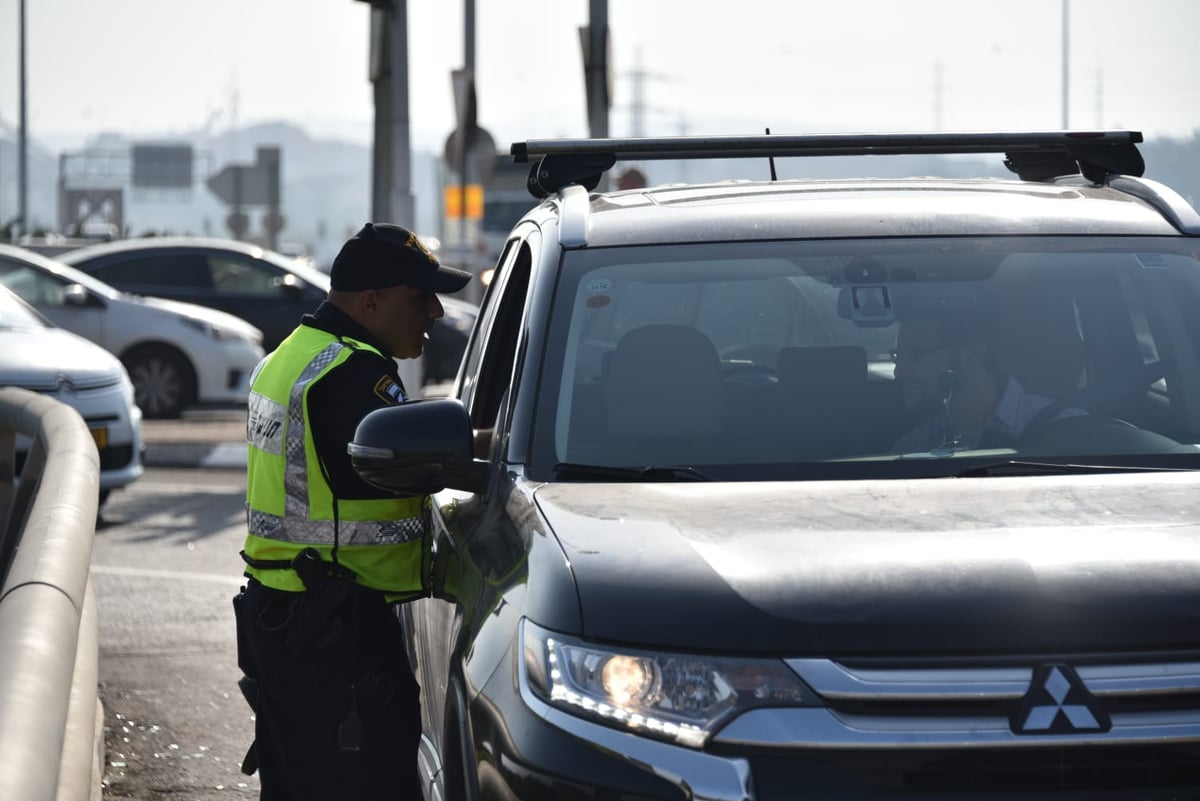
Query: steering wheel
[[1020, 412, 1188, 456]]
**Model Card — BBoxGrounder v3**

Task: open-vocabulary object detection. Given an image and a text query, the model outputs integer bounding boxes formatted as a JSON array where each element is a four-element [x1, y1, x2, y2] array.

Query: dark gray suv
[[350, 131, 1200, 800]]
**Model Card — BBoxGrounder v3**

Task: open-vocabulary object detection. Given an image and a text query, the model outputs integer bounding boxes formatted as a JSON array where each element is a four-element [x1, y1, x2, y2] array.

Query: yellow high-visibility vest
[[242, 325, 429, 599]]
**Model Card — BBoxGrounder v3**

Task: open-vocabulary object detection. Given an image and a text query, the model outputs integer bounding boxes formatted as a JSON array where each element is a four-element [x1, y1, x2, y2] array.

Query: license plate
[[90, 427, 109, 449]]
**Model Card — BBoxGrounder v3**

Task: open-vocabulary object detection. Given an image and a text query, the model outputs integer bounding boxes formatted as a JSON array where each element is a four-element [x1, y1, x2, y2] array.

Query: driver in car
[[889, 311, 1084, 453]]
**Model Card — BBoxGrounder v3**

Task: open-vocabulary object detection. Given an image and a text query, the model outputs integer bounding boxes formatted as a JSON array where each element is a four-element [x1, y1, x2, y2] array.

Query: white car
[[0, 244, 265, 418], [0, 284, 142, 504]]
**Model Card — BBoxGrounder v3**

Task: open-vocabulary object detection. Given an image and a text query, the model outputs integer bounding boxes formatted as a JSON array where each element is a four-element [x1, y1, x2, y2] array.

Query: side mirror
[[276, 273, 307, 300], [349, 398, 487, 495], [64, 283, 99, 307]]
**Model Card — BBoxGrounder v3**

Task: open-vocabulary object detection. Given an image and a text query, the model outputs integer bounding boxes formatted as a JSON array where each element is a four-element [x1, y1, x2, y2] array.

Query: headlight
[[181, 317, 259, 344], [522, 619, 820, 748]]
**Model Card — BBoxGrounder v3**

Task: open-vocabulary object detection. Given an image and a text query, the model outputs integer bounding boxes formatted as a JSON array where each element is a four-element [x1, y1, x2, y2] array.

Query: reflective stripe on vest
[[243, 326, 427, 596]]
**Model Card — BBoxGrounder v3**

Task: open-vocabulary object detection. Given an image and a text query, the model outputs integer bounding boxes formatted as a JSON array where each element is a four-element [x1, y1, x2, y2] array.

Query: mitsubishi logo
[[1012, 664, 1110, 735]]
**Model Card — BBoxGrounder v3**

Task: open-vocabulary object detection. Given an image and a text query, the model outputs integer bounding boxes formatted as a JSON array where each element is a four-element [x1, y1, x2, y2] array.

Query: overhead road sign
[[206, 146, 281, 206], [131, 144, 194, 189]]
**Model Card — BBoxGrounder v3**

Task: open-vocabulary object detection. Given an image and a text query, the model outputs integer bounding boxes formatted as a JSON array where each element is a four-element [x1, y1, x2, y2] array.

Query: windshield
[[0, 286, 51, 331], [532, 236, 1200, 479]]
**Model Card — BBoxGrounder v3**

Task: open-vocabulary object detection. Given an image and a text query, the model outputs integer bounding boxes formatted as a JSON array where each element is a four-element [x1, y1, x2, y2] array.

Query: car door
[[407, 232, 536, 778]]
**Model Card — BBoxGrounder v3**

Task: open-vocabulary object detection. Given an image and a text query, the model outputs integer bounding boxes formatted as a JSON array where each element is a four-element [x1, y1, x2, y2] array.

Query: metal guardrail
[[0, 387, 103, 801]]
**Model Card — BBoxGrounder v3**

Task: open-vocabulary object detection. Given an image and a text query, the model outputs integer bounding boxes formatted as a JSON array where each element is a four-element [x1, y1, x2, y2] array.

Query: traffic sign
[[226, 211, 250, 238], [262, 211, 286, 234], [443, 184, 483, 220], [443, 126, 497, 183], [132, 144, 194, 189], [208, 165, 272, 206], [207, 147, 281, 206]]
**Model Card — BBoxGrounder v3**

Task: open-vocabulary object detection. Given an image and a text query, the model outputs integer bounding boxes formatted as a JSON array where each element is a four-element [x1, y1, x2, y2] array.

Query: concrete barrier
[[0, 387, 103, 801]]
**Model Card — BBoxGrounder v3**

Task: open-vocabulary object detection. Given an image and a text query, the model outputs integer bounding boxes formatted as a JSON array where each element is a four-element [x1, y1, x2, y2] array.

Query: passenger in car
[[889, 311, 1085, 453]]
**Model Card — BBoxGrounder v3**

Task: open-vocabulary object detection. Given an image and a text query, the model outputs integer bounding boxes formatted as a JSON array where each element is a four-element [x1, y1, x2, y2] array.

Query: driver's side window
[[459, 234, 535, 437], [0, 260, 66, 306], [207, 255, 279, 296]]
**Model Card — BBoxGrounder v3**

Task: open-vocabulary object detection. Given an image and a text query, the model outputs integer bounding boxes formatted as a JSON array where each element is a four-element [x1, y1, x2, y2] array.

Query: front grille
[[748, 743, 1200, 797], [15, 444, 135, 473], [775, 656, 1200, 746], [714, 654, 1200, 797], [98, 444, 135, 471]]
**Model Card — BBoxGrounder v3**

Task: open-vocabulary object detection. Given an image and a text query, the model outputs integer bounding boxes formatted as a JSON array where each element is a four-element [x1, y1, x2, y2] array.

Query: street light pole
[[18, 0, 28, 236], [1061, 0, 1070, 129], [387, 0, 414, 229], [362, 0, 414, 228], [586, 0, 609, 140]]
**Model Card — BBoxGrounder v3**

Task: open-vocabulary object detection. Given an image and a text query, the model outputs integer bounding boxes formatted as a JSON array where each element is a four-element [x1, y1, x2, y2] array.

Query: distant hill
[[2, 123, 1197, 266]]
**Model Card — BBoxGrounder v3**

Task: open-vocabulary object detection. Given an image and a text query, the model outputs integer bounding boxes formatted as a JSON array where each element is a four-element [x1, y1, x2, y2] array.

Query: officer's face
[[370, 285, 444, 359]]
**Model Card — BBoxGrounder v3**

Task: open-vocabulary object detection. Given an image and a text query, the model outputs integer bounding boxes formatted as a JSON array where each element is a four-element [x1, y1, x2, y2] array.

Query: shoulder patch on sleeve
[[374, 376, 408, 405]]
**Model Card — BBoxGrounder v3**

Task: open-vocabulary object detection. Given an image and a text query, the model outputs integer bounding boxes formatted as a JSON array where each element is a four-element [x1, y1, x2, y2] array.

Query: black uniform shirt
[[300, 301, 410, 500]]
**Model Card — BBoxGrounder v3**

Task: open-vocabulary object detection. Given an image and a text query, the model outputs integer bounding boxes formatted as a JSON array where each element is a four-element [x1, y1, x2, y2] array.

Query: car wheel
[[123, 345, 196, 419]]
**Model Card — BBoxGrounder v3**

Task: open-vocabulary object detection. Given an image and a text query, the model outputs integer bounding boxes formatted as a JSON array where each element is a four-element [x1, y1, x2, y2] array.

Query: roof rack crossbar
[[511, 131, 1145, 196], [512, 131, 1142, 161]]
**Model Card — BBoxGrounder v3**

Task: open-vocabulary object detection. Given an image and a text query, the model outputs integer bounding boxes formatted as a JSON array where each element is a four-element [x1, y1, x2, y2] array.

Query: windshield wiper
[[552, 462, 712, 482], [955, 459, 1191, 477]]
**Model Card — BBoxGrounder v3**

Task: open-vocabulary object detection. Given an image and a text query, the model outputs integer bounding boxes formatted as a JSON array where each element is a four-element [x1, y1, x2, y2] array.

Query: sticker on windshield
[[1135, 253, 1169, 268], [585, 278, 612, 293]]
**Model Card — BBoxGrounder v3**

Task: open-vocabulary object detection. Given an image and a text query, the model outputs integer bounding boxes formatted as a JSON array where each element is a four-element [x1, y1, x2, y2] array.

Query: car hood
[[0, 327, 125, 390], [532, 472, 1200, 655], [125, 294, 263, 340]]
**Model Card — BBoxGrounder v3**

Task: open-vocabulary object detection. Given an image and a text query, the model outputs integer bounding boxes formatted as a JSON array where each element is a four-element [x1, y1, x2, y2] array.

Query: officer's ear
[[359, 288, 380, 315]]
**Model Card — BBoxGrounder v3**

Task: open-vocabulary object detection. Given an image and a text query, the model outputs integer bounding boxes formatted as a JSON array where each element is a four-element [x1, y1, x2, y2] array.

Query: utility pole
[[578, 0, 610, 192], [359, 0, 420, 390], [933, 59, 944, 132], [1061, 0, 1070, 129], [458, 0, 474, 277], [629, 46, 645, 137], [18, 0, 28, 236], [387, 0, 414, 229], [362, 0, 415, 229], [584, 0, 610, 140], [621, 46, 673, 138]]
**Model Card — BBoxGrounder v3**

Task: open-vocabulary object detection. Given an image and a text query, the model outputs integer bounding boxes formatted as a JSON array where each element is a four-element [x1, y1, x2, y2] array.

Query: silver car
[[0, 284, 142, 505], [0, 244, 265, 418]]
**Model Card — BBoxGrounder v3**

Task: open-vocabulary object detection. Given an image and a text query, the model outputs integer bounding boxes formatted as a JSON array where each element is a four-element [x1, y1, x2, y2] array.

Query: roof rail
[[1108, 176, 1200, 235], [511, 130, 1145, 198]]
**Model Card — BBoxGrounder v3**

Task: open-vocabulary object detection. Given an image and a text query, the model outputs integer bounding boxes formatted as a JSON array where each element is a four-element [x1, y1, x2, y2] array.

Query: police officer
[[235, 222, 470, 799]]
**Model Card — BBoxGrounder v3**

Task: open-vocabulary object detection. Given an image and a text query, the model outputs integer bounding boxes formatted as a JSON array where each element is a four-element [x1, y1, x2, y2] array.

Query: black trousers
[[236, 578, 423, 800]]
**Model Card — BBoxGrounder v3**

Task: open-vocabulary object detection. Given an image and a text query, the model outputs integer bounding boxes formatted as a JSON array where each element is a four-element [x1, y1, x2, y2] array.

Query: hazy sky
[[2, 0, 1199, 154]]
